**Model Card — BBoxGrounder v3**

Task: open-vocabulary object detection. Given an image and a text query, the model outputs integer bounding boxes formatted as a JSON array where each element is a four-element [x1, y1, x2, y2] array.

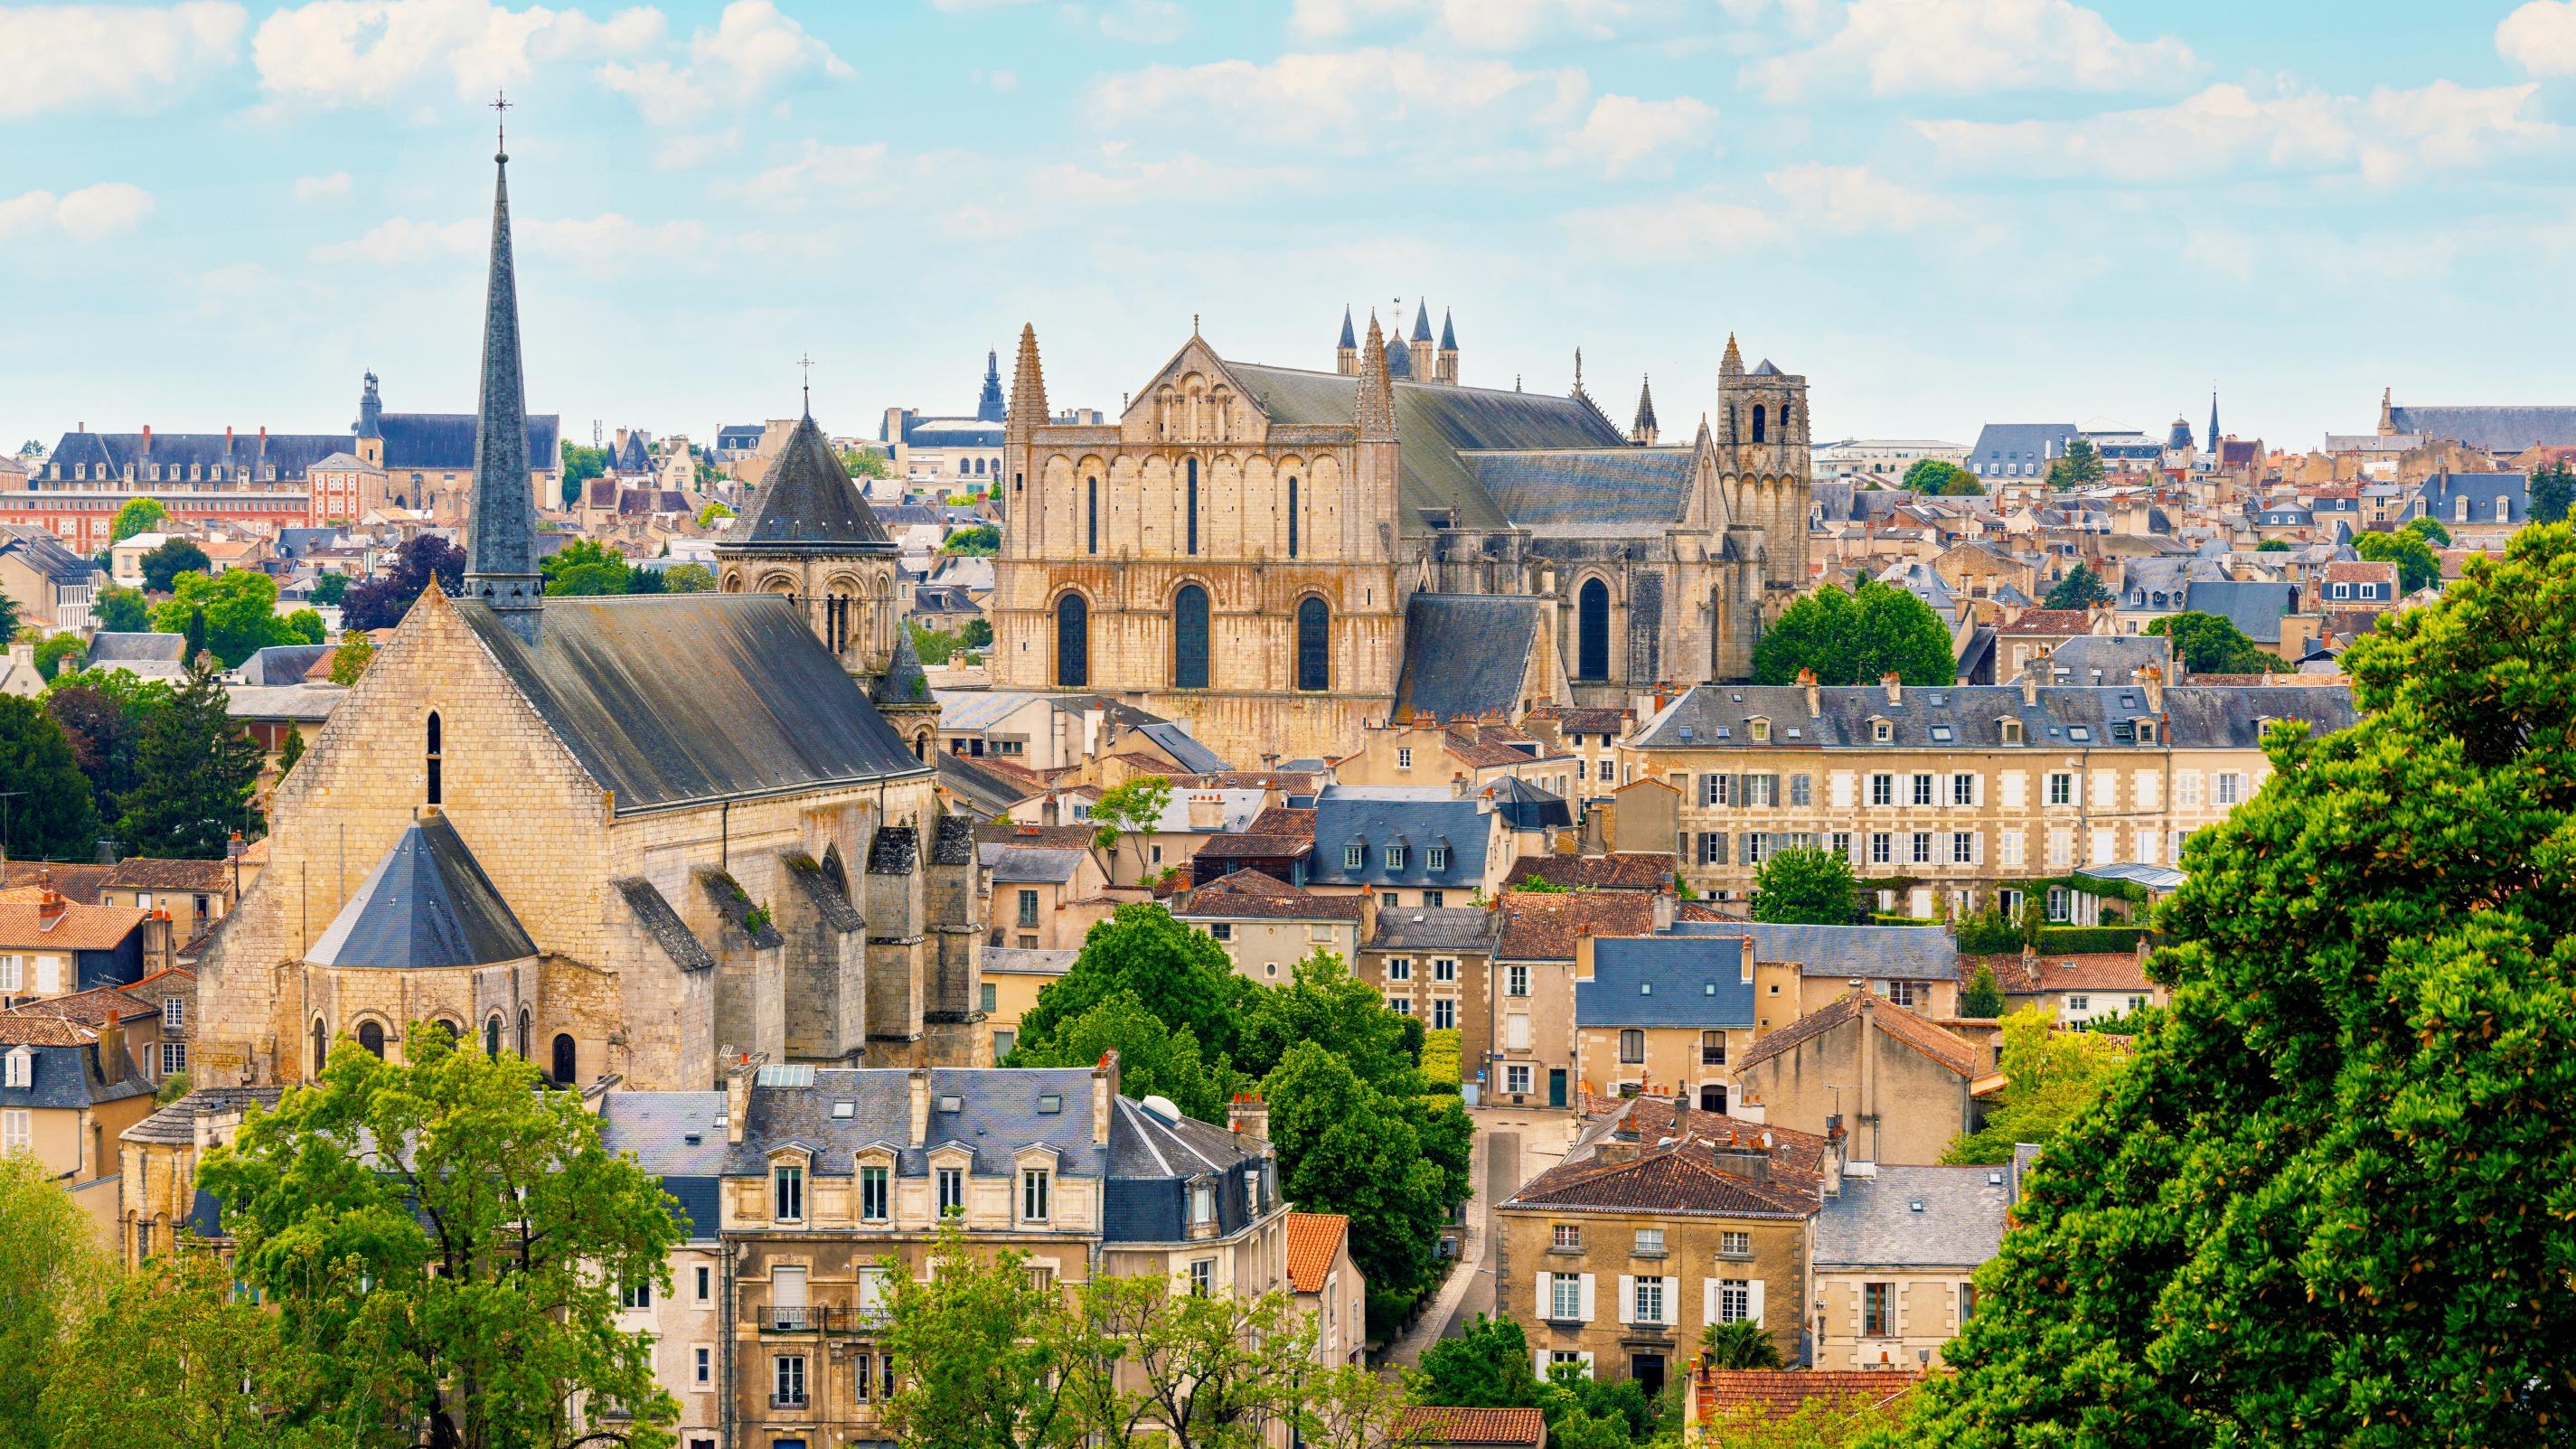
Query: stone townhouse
[[1572, 933, 1757, 1111], [1980, 946, 2166, 1026], [1302, 786, 1518, 910], [1488, 891, 1665, 1110], [1496, 1096, 1826, 1391], [0, 886, 153, 1001], [0, 1010, 153, 1245], [591, 1054, 1288, 1449], [1286, 1209, 1368, 1367], [1732, 993, 1988, 1167], [1622, 670, 2357, 909], [1810, 1163, 2015, 1372], [1713, 922, 1963, 1021], [1174, 870, 1368, 985], [1356, 904, 1498, 1085], [192, 139, 988, 1093], [115, 1084, 285, 1268], [1332, 715, 1575, 797]]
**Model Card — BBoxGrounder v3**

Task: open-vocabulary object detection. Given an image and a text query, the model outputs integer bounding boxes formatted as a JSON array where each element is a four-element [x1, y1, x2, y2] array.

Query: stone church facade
[[988, 306, 1812, 767], [193, 138, 984, 1093]]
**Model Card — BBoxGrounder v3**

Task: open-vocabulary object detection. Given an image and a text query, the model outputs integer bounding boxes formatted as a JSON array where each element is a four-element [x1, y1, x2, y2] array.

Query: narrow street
[[1383, 1107, 1570, 1368]]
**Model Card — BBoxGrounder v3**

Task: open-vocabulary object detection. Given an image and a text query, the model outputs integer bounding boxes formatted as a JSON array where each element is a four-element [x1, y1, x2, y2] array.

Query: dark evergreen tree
[[0, 697, 100, 860], [2041, 562, 2112, 609], [116, 657, 264, 859]]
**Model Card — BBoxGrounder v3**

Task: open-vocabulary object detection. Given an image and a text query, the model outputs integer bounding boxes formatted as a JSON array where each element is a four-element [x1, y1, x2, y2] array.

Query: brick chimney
[[1227, 1091, 1268, 1143], [38, 872, 65, 922], [140, 425, 152, 454], [907, 1066, 932, 1146], [723, 1050, 760, 1144], [1881, 672, 1902, 705], [1799, 667, 1820, 718], [98, 1004, 127, 1081], [1092, 1049, 1120, 1146]]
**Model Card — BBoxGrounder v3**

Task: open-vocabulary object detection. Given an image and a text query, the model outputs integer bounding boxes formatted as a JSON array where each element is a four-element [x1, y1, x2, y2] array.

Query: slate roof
[[1133, 720, 1227, 775], [1306, 788, 1489, 890], [1734, 994, 1980, 1079], [305, 814, 537, 969], [0, 525, 101, 585], [937, 753, 1046, 818], [2385, 405, 2576, 453], [1669, 921, 1958, 982], [2413, 470, 2531, 521], [455, 592, 928, 814], [2182, 580, 2300, 644], [1968, 423, 2077, 474], [1577, 936, 1755, 1030], [1483, 775, 1572, 832], [982, 946, 1077, 976], [1285, 1209, 1351, 1294], [38, 427, 402, 486], [1632, 681, 2355, 750], [0, 1030, 154, 1111], [729, 413, 897, 551], [2045, 635, 2172, 684], [1464, 447, 1698, 537], [121, 1086, 288, 1146], [871, 625, 930, 707], [378, 412, 561, 475], [1367, 906, 1498, 953], [1394, 1408, 1547, 1448], [1394, 593, 1548, 721], [1814, 1164, 2011, 1268], [237, 644, 334, 687], [223, 683, 344, 723], [981, 844, 1088, 884], [87, 632, 187, 663], [1, 862, 112, 905], [1226, 362, 1627, 533]]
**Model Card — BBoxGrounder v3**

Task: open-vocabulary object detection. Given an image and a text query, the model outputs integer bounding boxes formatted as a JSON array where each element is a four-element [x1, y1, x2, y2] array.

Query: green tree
[[1939, 1006, 2131, 1164], [340, 534, 465, 631], [90, 585, 149, 633], [1014, 903, 1249, 1064], [1089, 774, 1172, 881], [1752, 580, 1953, 686], [1956, 963, 2006, 1018], [2400, 515, 2450, 547], [139, 539, 210, 593], [1901, 458, 1982, 496], [308, 571, 350, 607], [2146, 610, 2289, 675], [277, 722, 306, 777], [1702, 1317, 1785, 1369], [1749, 844, 1858, 925], [0, 695, 100, 859], [1411, 1313, 1546, 1407], [0, 1151, 104, 1447], [879, 1221, 1099, 1449], [2354, 527, 2441, 593], [2256, 538, 2292, 552], [37, 1250, 322, 1449], [2532, 460, 2573, 524], [31, 633, 82, 681], [198, 1024, 683, 1449], [284, 607, 326, 645], [109, 495, 167, 542], [1263, 1040, 1471, 1330], [149, 569, 301, 668], [327, 629, 376, 687], [963, 616, 994, 648], [943, 524, 1001, 555], [2043, 438, 2104, 490], [1233, 949, 1424, 1090], [181, 606, 208, 664], [1008, 988, 1235, 1123], [841, 447, 893, 480], [663, 561, 716, 593], [1067, 1275, 1315, 1449], [559, 440, 607, 507], [693, 501, 733, 529], [546, 560, 630, 596], [42, 672, 168, 823], [115, 655, 265, 859], [1904, 522, 2576, 1446], [2039, 562, 2111, 610]]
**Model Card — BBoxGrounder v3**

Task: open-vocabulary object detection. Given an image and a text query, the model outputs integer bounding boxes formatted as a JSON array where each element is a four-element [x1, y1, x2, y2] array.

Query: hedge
[[2034, 925, 2145, 954]]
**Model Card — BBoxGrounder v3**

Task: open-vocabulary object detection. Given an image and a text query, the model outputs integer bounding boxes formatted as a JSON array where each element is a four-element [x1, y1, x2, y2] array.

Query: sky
[[5, 0, 2575, 456]]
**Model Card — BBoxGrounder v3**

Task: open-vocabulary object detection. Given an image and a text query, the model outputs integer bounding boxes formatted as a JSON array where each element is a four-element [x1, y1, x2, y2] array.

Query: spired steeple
[[1339, 305, 1358, 350], [1411, 301, 1434, 343], [1439, 308, 1456, 352], [1006, 324, 1048, 445], [2206, 390, 2221, 450], [1720, 332, 1744, 378], [462, 118, 543, 643], [354, 372, 383, 438], [1356, 311, 1396, 442], [976, 348, 1005, 423], [1336, 305, 1359, 375], [1631, 375, 1659, 446]]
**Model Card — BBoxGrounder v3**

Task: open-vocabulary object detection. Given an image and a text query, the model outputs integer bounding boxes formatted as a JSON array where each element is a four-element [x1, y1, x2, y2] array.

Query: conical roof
[[1412, 301, 1434, 342], [1439, 308, 1457, 350], [1338, 306, 1357, 350], [463, 141, 541, 637], [872, 620, 930, 706], [730, 413, 895, 552], [306, 814, 537, 970], [1633, 376, 1658, 434]]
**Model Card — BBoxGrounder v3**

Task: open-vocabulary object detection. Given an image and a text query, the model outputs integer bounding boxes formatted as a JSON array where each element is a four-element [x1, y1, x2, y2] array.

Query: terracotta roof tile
[[0, 1015, 96, 1046], [0, 862, 113, 906], [103, 857, 233, 891], [1735, 993, 1980, 1079], [0, 900, 149, 952], [1696, 1369, 1920, 1425], [1976, 950, 2158, 993], [1496, 891, 1657, 960], [1180, 877, 1366, 922], [973, 823, 1095, 850], [1510, 854, 1674, 891], [1245, 806, 1317, 838], [1504, 1139, 1820, 1219], [1996, 607, 2094, 635], [1283, 1210, 1349, 1294], [3, 984, 154, 1026], [1393, 1407, 1547, 1447]]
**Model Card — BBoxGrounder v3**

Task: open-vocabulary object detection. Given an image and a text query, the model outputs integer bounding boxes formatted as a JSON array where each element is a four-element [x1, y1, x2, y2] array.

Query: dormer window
[[5, 1047, 29, 1089], [1747, 718, 1770, 742], [1871, 719, 1893, 744], [1344, 843, 1365, 870], [1427, 845, 1449, 872], [771, 1161, 805, 1223], [1999, 719, 2025, 745], [1384, 844, 1406, 871], [2137, 720, 2158, 744]]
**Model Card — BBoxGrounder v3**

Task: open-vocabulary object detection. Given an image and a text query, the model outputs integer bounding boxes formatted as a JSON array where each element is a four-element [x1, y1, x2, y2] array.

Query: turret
[[1437, 308, 1459, 384], [1335, 306, 1359, 376], [1631, 375, 1659, 446], [1409, 301, 1435, 383]]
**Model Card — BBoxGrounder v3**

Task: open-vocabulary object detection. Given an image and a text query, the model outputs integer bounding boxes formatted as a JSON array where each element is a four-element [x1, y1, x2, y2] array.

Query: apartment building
[[1355, 905, 1498, 1068], [1810, 1163, 2014, 1372], [1487, 891, 1665, 1110], [1623, 672, 2357, 908]]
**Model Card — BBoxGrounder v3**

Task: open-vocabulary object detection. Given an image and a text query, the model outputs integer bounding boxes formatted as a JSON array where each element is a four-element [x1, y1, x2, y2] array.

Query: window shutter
[[1578, 1275, 1596, 1322], [1747, 1279, 1766, 1327], [1577, 1350, 1596, 1377], [1655, 1276, 1674, 1326], [1703, 1277, 1717, 1327], [1537, 1272, 1551, 1315], [1536, 1349, 1550, 1376], [1971, 831, 1985, 864], [1616, 1275, 1634, 1325]]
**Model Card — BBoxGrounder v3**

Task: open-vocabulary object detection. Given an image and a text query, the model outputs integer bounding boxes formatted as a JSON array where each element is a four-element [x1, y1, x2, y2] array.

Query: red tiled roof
[[1735, 993, 1980, 1079], [1697, 1369, 1919, 1426], [0, 861, 114, 906], [103, 857, 233, 892], [1495, 891, 1657, 960], [0, 899, 148, 952], [3, 983, 155, 1026], [1394, 1407, 1547, 1448], [1996, 607, 2093, 635], [1504, 1139, 1821, 1219], [0, 1015, 96, 1047], [973, 823, 1095, 850], [1978, 951, 2157, 994], [1180, 876, 1366, 922], [1509, 854, 1675, 891], [1245, 806, 1317, 838], [1283, 1210, 1349, 1294]]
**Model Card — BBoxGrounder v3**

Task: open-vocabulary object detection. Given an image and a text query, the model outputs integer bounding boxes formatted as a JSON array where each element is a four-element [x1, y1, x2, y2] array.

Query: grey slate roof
[[2044, 635, 2172, 684], [1306, 788, 1490, 890], [870, 625, 929, 707], [1968, 423, 2077, 475], [1134, 720, 1227, 775], [1674, 921, 1959, 982], [938, 753, 1040, 818], [1464, 447, 1697, 537], [305, 814, 537, 969], [1577, 936, 1755, 1029], [459, 149, 541, 631], [595, 1088, 729, 1237], [1633, 681, 2355, 751], [1393, 593, 1547, 721], [981, 844, 1086, 884], [454, 593, 928, 814], [237, 644, 332, 687], [932, 814, 978, 867], [2385, 405, 2576, 453], [2181, 580, 2300, 644], [0, 1040, 155, 1112], [731, 413, 897, 551], [2412, 470, 2531, 522], [0, 525, 101, 585], [86, 632, 187, 663], [1814, 1164, 2011, 1268], [1484, 775, 1572, 832], [1368, 906, 1500, 953]]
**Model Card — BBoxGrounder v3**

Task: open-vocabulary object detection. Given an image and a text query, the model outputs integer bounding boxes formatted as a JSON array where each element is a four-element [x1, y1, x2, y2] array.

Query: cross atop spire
[[491, 89, 511, 159], [463, 122, 541, 641], [799, 351, 813, 415]]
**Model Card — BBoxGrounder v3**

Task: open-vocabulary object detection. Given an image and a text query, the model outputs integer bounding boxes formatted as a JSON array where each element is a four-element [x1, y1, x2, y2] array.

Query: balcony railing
[[745, 1304, 885, 1334], [770, 1393, 809, 1410]]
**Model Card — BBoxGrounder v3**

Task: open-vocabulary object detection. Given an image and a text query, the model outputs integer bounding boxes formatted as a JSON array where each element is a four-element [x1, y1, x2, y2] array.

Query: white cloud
[[294, 171, 355, 200], [1091, 48, 1586, 152], [311, 210, 703, 264], [2499, 0, 2576, 76], [1764, 161, 1951, 231], [654, 127, 743, 169], [1558, 93, 1716, 177], [310, 215, 480, 264], [1288, 0, 1687, 52], [985, 68, 1019, 92], [1748, 0, 2198, 102], [251, 0, 663, 112], [1558, 187, 1784, 262], [1098, 0, 1187, 44], [0, 3, 248, 120], [0, 183, 156, 242], [1035, 152, 1302, 206], [596, 0, 851, 125], [1913, 80, 2555, 186], [736, 140, 890, 200]]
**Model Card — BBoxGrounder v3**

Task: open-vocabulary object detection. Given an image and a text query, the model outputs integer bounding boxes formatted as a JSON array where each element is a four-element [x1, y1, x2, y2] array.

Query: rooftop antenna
[[491, 89, 511, 156]]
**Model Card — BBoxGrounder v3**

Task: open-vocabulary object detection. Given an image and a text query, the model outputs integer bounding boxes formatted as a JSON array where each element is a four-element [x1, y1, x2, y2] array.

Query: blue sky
[[5, 0, 2574, 454]]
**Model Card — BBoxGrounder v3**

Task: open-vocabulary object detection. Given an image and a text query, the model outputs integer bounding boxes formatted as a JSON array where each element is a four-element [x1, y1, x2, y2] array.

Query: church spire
[[1631, 375, 1658, 446], [1720, 332, 1743, 378], [2206, 390, 2220, 450], [1007, 323, 1048, 444], [1356, 311, 1395, 441], [976, 346, 1005, 422], [463, 99, 541, 642]]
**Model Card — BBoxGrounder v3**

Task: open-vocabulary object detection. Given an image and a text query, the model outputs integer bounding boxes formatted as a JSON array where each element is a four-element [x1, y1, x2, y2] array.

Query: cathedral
[[193, 133, 983, 1092], [987, 304, 1812, 766]]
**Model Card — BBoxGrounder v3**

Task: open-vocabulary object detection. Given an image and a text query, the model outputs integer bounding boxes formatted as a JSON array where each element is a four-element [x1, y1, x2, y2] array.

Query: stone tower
[[715, 411, 905, 681], [1714, 333, 1813, 599], [976, 348, 1006, 423], [1335, 306, 1359, 376], [870, 623, 940, 762], [353, 372, 384, 465], [1408, 301, 1436, 382], [1437, 308, 1459, 384], [462, 136, 543, 643]]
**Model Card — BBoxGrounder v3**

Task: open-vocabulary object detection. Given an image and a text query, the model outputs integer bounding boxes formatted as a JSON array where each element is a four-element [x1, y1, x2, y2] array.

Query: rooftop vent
[[1909, 1200, 1925, 1213], [682, 1132, 702, 1145], [1640, 983, 1653, 995], [1704, 983, 1716, 995], [1678, 726, 1693, 741], [1037, 1093, 1063, 1114], [1988, 1171, 2005, 1186], [1140, 1094, 1182, 1125]]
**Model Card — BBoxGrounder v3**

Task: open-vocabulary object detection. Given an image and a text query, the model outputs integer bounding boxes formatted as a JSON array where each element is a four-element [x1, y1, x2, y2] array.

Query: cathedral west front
[[988, 306, 1813, 767]]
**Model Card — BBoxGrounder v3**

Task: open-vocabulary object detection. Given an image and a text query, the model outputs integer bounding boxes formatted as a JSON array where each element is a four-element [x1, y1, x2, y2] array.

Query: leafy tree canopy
[[89, 585, 149, 633], [2533, 460, 2573, 525], [1010, 987, 1236, 1124], [38, 1251, 324, 1449], [114, 654, 264, 858], [1089, 774, 1172, 868], [1904, 523, 2576, 1447], [339, 533, 465, 631], [1957, 962, 2007, 1018], [108, 495, 166, 542], [0, 1151, 106, 1447], [559, 440, 607, 507], [1939, 1005, 2131, 1164], [2255, 537, 2292, 551], [841, 447, 893, 480], [2400, 515, 2450, 547], [308, 571, 350, 607], [2354, 527, 2441, 593], [0, 695, 100, 859], [942, 523, 1001, 555], [2146, 610, 2290, 675], [1752, 579, 1954, 686], [43, 673, 165, 823], [663, 560, 716, 593], [694, 501, 733, 529], [1263, 1039, 1471, 1327], [1013, 902, 1250, 1066], [1901, 457, 1983, 495], [284, 607, 326, 645], [31, 633, 82, 681], [148, 568, 303, 668], [2040, 562, 2112, 610], [1749, 844, 1858, 925], [327, 630, 376, 687], [138, 538, 210, 594]]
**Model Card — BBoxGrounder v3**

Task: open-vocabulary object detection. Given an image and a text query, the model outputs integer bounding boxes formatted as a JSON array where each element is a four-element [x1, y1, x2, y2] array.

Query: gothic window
[[1576, 579, 1612, 682], [484, 1015, 503, 1058], [518, 1009, 532, 1059], [1753, 404, 1767, 443], [356, 1021, 385, 1059], [425, 711, 443, 806], [1295, 597, 1330, 692], [1056, 595, 1089, 688], [551, 1034, 577, 1086], [1779, 402, 1792, 438], [1087, 478, 1099, 554], [313, 1017, 327, 1077], [822, 844, 849, 899], [1287, 478, 1300, 559], [1185, 459, 1199, 556], [1172, 584, 1210, 690]]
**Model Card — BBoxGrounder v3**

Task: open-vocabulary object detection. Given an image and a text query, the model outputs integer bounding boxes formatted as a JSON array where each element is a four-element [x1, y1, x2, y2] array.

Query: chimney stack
[[1881, 672, 1902, 705], [1798, 668, 1820, 718], [97, 1005, 128, 1084], [723, 1050, 759, 1144], [1227, 1092, 1269, 1143], [908, 1066, 932, 1146], [1092, 1049, 1120, 1146], [140, 425, 152, 453]]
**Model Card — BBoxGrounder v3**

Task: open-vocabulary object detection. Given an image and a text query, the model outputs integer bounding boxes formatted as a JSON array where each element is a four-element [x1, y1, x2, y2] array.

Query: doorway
[[1631, 1353, 1666, 1397], [1547, 1069, 1568, 1109], [1699, 1084, 1727, 1114]]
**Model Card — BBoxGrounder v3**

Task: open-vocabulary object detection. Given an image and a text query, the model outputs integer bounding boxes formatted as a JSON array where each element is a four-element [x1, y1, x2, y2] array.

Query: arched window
[[356, 1021, 385, 1059], [1779, 401, 1792, 438], [1287, 478, 1300, 559], [313, 1017, 328, 1077], [1577, 579, 1612, 682], [432, 1019, 460, 1045], [551, 1034, 577, 1086], [1086, 478, 1099, 554], [1056, 595, 1089, 688], [1172, 584, 1210, 689], [1295, 597, 1330, 692], [822, 843, 849, 899], [517, 1009, 532, 1059], [484, 1015, 503, 1058], [425, 710, 443, 806], [1185, 459, 1199, 557], [1752, 404, 1767, 443]]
